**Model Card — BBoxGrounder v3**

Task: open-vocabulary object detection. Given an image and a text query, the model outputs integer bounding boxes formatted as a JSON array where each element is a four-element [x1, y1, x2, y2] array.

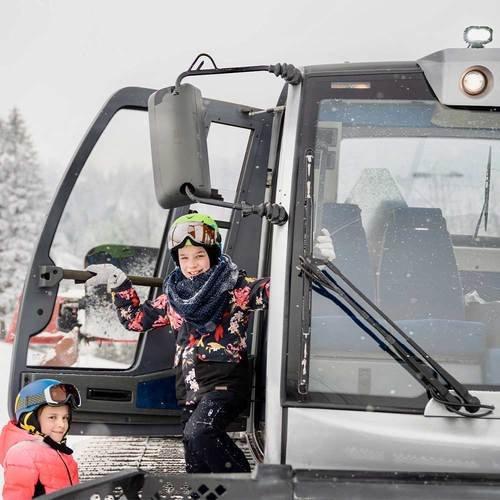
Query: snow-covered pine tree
[[0, 109, 48, 323]]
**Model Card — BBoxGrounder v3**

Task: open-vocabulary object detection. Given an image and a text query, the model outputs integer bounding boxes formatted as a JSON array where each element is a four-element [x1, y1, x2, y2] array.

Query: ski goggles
[[44, 383, 82, 408], [167, 221, 218, 250]]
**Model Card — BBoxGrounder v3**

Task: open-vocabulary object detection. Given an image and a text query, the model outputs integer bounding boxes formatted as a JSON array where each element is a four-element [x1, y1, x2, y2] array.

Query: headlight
[[461, 68, 489, 96]]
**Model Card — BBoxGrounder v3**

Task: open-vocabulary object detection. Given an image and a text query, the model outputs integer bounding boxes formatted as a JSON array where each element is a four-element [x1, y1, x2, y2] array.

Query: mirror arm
[[174, 59, 302, 93], [183, 184, 288, 226]]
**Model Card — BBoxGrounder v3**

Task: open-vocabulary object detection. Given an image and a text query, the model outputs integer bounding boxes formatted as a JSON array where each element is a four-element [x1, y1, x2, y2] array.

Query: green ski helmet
[[167, 213, 222, 266]]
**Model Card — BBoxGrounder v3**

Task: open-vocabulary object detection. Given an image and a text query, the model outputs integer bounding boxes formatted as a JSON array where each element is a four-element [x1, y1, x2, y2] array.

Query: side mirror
[[148, 83, 212, 208]]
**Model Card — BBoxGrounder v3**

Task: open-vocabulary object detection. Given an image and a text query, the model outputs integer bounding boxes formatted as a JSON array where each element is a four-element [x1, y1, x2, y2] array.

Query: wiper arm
[[473, 146, 492, 240], [299, 255, 494, 418]]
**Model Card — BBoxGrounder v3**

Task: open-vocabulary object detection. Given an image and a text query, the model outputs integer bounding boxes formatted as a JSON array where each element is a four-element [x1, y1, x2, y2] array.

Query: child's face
[[38, 404, 70, 442], [178, 245, 211, 279]]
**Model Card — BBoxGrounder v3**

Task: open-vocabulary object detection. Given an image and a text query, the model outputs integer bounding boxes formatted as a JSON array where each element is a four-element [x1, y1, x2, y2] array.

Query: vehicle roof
[[304, 61, 421, 77]]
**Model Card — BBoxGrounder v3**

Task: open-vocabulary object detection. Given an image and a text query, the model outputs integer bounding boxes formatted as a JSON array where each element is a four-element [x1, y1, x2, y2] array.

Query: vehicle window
[[27, 110, 166, 369], [191, 122, 251, 244], [298, 79, 500, 409]]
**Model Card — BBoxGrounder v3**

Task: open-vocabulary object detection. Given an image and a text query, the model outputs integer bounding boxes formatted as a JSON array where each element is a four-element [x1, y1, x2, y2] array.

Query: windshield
[[338, 137, 499, 237], [297, 73, 500, 411]]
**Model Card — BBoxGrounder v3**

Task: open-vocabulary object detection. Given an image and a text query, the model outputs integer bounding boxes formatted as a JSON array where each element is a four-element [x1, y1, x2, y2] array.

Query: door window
[[28, 110, 166, 369]]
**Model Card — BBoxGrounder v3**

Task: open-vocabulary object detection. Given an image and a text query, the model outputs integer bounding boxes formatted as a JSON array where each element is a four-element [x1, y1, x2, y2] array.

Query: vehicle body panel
[[286, 406, 500, 472], [42, 465, 500, 500], [264, 81, 302, 465]]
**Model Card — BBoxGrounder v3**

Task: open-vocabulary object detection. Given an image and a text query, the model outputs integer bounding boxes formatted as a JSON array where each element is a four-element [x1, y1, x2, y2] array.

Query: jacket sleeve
[[3, 447, 38, 500], [237, 276, 270, 311], [112, 279, 170, 332]]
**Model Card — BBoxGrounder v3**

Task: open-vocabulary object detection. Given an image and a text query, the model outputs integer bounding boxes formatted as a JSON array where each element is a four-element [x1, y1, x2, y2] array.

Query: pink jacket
[[0, 420, 79, 499]]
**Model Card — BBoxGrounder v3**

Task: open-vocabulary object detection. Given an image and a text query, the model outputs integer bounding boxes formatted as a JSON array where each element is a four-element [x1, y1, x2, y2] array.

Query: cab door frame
[[9, 87, 275, 437]]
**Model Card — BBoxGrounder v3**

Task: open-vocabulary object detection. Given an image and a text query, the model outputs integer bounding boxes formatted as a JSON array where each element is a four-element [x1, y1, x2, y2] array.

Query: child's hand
[[86, 264, 128, 292], [314, 228, 336, 262]]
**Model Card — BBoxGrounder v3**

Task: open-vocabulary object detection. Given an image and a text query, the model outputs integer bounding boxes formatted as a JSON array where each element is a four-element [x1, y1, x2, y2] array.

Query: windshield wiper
[[473, 146, 492, 240], [299, 255, 494, 418]]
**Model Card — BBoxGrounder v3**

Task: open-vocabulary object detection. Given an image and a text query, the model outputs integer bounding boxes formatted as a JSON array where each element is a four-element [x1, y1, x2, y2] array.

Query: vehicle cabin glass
[[292, 72, 500, 411], [27, 110, 164, 369], [28, 110, 250, 370]]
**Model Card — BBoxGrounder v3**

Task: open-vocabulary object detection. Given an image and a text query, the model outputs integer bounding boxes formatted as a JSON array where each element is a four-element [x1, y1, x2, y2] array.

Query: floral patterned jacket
[[112, 271, 270, 405]]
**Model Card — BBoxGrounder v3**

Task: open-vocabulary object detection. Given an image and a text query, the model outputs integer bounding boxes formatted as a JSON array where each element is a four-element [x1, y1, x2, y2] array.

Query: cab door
[[8, 86, 273, 436]]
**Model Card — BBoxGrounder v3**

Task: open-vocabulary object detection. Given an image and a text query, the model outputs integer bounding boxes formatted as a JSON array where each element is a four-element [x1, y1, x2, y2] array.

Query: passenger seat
[[376, 207, 486, 385], [377, 207, 463, 320], [317, 202, 374, 300]]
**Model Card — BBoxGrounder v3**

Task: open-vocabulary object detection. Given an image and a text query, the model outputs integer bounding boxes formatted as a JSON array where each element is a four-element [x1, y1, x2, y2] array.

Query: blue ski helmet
[[15, 378, 81, 422]]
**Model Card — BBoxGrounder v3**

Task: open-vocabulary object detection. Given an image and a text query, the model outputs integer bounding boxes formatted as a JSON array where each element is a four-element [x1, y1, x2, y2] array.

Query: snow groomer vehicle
[[8, 26, 500, 498]]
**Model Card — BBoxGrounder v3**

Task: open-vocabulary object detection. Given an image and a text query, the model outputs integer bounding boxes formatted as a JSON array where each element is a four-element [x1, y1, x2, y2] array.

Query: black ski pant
[[181, 390, 251, 473]]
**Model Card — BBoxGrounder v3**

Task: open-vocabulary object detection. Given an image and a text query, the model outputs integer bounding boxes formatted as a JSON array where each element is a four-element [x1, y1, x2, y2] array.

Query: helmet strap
[[18, 411, 40, 435], [43, 435, 73, 455]]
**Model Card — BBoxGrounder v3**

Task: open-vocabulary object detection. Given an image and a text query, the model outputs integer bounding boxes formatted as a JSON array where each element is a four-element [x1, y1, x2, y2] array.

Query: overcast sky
[[1, 0, 498, 178]]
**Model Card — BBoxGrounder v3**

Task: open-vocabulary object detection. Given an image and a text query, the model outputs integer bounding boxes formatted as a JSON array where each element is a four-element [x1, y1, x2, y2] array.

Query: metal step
[[74, 434, 255, 482]]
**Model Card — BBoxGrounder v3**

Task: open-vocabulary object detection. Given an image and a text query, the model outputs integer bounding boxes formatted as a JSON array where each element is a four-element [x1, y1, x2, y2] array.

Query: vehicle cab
[[8, 26, 500, 498]]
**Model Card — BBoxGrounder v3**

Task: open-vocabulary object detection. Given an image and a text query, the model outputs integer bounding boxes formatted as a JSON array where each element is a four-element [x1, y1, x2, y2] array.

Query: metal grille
[[74, 434, 255, 482]]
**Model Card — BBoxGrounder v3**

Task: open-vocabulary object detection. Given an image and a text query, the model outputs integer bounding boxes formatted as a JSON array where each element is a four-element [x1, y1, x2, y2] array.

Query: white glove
[[86, 264, 128, 292], [314, 228, 336, 262]]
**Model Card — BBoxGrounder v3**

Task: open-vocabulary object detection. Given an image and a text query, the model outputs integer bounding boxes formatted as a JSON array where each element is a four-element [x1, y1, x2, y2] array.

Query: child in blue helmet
[[86, 213, 270, 473], [0, 379, 80, 499]]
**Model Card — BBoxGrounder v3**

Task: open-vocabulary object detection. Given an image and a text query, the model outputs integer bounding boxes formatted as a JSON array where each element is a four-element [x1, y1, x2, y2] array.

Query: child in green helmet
[[86, 213, 270, 473]]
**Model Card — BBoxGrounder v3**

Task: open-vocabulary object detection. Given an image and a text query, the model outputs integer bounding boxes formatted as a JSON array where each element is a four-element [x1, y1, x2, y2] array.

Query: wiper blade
[[473, 146, 492, 239], [299, 255, 494, 418]]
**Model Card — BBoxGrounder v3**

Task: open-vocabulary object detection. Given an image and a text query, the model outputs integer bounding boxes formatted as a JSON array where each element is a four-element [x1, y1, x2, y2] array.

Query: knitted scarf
[[165, 254, 239, 334]]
